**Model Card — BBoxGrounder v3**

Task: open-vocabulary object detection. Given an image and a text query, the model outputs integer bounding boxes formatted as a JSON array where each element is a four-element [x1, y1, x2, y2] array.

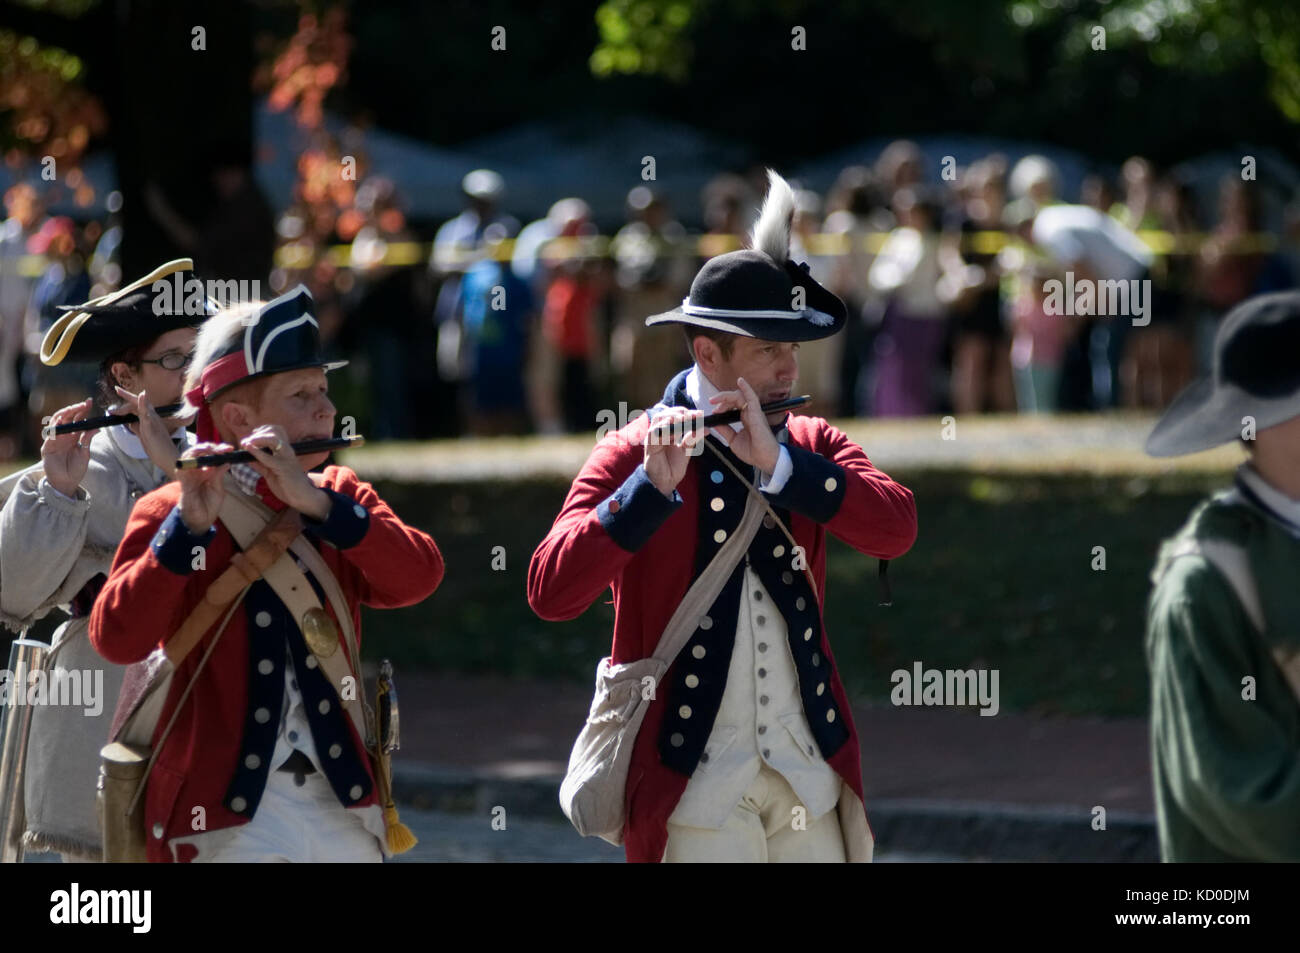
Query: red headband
[[184, 352, 249, 443]]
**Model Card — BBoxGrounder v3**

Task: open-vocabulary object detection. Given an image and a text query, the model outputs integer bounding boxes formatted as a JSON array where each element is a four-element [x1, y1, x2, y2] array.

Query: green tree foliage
[[594, 0, 1300, 124]]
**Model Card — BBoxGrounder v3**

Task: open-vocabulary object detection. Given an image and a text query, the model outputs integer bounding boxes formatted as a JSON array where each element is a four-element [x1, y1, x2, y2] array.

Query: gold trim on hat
[[39, 258, 195, 367]]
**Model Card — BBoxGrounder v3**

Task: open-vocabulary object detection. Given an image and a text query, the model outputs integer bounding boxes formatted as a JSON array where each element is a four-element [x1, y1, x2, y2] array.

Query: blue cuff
[[151, 505, 217, 575], [757, 446, 793, 494], [304, 488, 371, 550], [597, 463, 682, 552], [762, 444, 846, 523]]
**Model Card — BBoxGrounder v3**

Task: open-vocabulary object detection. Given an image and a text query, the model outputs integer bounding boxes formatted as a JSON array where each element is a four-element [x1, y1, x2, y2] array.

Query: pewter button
[[757, 642, 768, 653], [692, 645, 706, 659], [812, 652, 821, 666], [782, 571, 794, 584], [758, 725, 767, 735], [685, 674, 699, 688], [760, 695, 769, 706], [758, 668, 767, 678], [152, 822, 164, 839], [349, 785, 363, 800], [255, 611, 272, 628], [245, 754, 261, 770], [254, 707, 270, 724], [329, 744, 342, 758], [699, 616, 713, 630], [670, 733, 684, 747], [305, 655, 318, 669], [318, 699, 330, 714], [714, 529, 727, 543], [679, 705, 692, 719], [756, 615, 766, 626], [231, 796, 247, 813], [258, 658, 274, 675], [796, 597, 806, 611]]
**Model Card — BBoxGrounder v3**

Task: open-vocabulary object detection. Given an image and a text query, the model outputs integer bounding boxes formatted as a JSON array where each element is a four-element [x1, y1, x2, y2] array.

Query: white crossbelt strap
[[217, 484, 374, 748]]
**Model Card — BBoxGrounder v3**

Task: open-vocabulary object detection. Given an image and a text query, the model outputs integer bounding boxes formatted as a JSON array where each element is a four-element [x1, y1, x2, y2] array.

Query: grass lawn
[[361, 468, 1229, 718], [3, 414, 1238, 719]]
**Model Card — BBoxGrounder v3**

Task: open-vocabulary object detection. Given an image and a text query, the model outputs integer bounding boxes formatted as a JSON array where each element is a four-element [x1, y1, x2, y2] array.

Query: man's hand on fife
[[241, 424, 330, 520], [644, 406, 704, 497], [40, 398, 95, 498], [177, 442, 231, 534], [707, 377, 781, 475], [115, 385, 191, 474]]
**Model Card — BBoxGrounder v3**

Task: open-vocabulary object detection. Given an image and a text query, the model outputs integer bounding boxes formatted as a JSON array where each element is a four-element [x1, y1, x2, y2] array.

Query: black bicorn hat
[[39, 258, 217, 366], [1146, 290, 1300, 456], [645, 169, 848, 342]]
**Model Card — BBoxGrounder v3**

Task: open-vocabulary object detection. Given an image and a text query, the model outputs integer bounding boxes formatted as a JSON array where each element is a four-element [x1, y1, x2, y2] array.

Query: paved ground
[[19, 809, 967, 863], [390, 672, 1152, 814], [20, 671, 1153, 863], [389, 808, 966, 863], [378, 672, 1158, 862]]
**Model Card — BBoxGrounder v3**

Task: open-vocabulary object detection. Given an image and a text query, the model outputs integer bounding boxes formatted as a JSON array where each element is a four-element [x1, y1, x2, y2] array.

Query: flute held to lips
[[175, 435, 366, 470], [44, 402, 189, 437], [698, 394, 811, 428]]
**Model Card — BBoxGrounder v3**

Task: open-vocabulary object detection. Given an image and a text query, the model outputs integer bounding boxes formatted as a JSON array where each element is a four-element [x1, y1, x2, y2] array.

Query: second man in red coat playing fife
[[529, 170, 917, 863]]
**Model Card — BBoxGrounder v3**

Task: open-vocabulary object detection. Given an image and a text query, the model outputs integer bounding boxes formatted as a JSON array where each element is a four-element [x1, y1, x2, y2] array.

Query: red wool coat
[[90, 466, 443, 862], [528, 398, 917, 862]]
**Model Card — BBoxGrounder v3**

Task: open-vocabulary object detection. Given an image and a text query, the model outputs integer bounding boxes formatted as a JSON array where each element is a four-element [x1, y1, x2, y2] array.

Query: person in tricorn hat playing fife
[[1, 259, 212, 859], [90, 286, 444, 862], [1145, 290, 1300, 862], [528, 171, 917, 862]]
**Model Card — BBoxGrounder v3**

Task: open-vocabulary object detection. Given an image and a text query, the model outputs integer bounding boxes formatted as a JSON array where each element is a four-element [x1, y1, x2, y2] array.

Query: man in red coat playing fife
[[91, 286, 443, 862], [529, 170, 917, 862]]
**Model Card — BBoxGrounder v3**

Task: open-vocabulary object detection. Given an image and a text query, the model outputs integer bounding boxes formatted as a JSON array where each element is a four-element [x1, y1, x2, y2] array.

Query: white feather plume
[[750, 168, 795, 264]]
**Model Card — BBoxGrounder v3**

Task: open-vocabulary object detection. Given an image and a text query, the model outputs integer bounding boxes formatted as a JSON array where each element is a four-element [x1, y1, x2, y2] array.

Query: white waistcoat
[[668, 562, 842, 829]]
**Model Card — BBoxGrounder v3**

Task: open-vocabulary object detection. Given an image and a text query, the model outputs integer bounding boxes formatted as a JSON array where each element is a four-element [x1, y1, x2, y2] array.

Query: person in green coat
[[1144, 290, 1300, 862]]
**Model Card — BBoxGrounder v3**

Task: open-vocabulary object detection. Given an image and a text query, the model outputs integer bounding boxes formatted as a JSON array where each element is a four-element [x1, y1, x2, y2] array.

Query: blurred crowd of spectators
[[4, 140, 1297, 452]]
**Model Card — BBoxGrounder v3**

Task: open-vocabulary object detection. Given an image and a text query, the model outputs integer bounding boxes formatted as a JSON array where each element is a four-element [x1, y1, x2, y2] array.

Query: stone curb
[[391, 762, 1158, 862]]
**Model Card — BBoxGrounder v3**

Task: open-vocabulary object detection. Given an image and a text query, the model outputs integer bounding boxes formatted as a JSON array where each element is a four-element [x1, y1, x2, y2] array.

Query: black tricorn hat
[[40, 258, 216, 366], [1146, 290, 1300, 456], [645, 169, 847, 342]]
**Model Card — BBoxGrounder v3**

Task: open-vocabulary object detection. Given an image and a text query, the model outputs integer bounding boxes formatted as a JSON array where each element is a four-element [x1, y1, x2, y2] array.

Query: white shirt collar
[[685, 364, 744, 433], [108, 421, 190, 461], [1237, 463, 1300, 532]]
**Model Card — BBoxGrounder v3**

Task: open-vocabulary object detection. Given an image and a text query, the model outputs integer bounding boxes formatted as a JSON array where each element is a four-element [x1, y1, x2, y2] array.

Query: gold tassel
[[372, 672, 417, 854], [383, 803, 418, 853], [372, 755, 417, 854]]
